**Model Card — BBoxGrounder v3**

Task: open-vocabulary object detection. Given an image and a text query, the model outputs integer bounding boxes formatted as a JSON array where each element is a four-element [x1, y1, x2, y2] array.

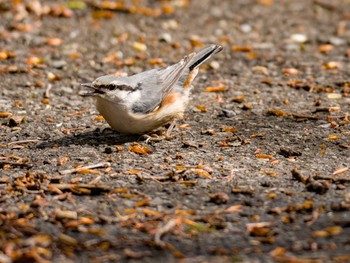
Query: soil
[[0, 0, 350, 262]]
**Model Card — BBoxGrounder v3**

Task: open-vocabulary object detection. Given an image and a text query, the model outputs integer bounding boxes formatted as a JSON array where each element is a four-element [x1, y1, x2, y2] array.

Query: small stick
[[44, 84, 52, 98], [154, 219, 178, 247], [63, 108, 88, 117], [7, 139, 40, 145], [59, 162, 111, 175], [0, 160, 32, 168], [48, 183, 111, 191]]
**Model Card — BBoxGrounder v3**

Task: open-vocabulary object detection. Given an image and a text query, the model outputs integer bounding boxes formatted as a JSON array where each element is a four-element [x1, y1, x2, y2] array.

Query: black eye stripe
[[98, 84, 134, 91]]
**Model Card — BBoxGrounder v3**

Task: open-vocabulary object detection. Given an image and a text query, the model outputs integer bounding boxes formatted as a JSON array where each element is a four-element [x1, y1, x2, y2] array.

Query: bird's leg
[[165, 119, 177, 138], [141, 120, 179, 143]]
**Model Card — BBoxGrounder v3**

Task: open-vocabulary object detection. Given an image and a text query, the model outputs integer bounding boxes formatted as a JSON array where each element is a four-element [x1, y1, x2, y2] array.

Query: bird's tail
[[188, 44, 223, 71]]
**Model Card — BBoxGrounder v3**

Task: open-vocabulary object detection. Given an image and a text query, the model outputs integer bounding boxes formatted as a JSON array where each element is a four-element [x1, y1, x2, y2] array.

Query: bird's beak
[[81, 83, 94, 89]]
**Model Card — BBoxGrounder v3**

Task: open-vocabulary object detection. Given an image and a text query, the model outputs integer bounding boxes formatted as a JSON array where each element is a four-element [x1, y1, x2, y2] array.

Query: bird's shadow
[[36, 128, 142, 149]]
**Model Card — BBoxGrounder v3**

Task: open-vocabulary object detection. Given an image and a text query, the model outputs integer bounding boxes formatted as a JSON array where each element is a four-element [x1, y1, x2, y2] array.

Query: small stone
[[160, 33, 172, 43], [209, 61, 220, 70], [52, 60, 67, 69], [329, 37, 345, 46], [240, 23, 252, 33], [104, 147, 113, 154], [290, 33, 307, 43], [209, 192, 229, 204], [161, 19, 178, 30], [132, 42, 147, 52]]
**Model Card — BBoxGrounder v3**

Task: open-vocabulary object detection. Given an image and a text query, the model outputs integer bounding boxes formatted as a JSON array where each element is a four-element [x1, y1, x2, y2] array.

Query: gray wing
[[130, 53, 194, 113], [130, 45, 222, 114], [174, 44, 223, 91]]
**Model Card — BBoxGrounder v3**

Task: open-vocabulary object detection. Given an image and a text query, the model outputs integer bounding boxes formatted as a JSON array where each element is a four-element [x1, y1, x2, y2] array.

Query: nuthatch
[[81, 44, 223, 134]]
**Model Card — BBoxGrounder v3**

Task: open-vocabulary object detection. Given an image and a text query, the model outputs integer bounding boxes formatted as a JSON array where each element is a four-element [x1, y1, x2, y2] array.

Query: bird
[[81, 44, 223, 135]]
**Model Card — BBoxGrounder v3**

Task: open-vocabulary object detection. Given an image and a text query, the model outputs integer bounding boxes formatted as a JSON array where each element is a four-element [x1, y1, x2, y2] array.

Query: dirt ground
[[1, 0, 350, 262]]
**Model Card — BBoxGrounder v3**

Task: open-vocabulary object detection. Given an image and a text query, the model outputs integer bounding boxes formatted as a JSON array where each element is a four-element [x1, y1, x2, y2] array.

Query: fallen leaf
[[256, 153, 274, 159], [92, 10, 114, 19], [322, 61, 341, 70], [94, 115, 105, 121], [333, 167, 349, 175], [257, 0, 273, 6], [128, 144, 152, 155], [132, 41, 147, 52], [267, 109, 287, 117], [0, 112, 12, 118], [319, 44, 334, 53], [282, 68, 299, 75], [194, 169, 211, 178], [45, 37, 63, 46], [195, 105, 207, 112], [231, 45, 253, 52], [205, 86, 227, 92]]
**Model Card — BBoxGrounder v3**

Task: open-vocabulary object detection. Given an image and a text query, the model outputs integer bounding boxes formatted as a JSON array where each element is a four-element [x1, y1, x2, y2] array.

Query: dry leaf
[[46, 37, 63, 46], [267, 109, 287, 117], [256, 154, 274, 159], [128, 144, 152, 155], [142, 209, 162, 217], [322, 61, 341, 70], [94, 115, 105, 121], [195, 105, 207, 112], [132, 41, 147, 52], [257, 0, 273, 6], [319, 44, 334, 53], [92, 10, 114, 19], [26, 56, 43, 65], [0, 112, 12, 118], [193, 168, 211, 178], [231, 45, 253, 52], [205, 86, 227, 92], [333, 167, 349, 175], [282, 68, 299, 75], [221, 126, 237, 133], [328, 135, 339, 140]]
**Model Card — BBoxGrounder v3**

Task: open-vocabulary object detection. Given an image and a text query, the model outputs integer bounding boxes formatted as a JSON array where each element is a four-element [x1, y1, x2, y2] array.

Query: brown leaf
[[0, 112, 12, 118], [333, 167, 349, 175], [231, 45, 253, 52], [209, 192, 229, 204], [205, 86, 227, 92], [256, 153, 274, 159], [195, 105, 207, 112], [319, 44, 334, 53], [193, 168, 211, 178], [128, 144, 152, 155], [92, 10, 114, 19], [267, 109, 287, 117], [45, 37, 63, 46]]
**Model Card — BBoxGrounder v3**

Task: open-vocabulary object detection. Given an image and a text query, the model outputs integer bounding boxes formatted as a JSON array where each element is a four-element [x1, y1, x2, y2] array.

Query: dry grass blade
[[154, 219, 178, 247], [59, 162, 111, 175]]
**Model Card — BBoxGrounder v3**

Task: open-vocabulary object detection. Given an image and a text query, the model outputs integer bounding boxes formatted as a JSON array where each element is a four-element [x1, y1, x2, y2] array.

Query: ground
[[0, 0, 350, 262]]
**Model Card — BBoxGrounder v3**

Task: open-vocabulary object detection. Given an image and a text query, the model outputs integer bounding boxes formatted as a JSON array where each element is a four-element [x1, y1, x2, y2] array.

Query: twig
[[48, 183, 111, 192], [313, 175, 350, 184], [59, 162, 111, 175], [0, 160, 32, 168], [290, 113, 320, 120], [154, 219, 178, 247], [44, 84, 52, 98], [7, 139, 40, 145], [63, 108, 88, 117]]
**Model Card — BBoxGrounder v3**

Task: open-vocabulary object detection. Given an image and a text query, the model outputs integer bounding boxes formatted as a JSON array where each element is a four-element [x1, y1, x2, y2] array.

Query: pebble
[[209, 61, 220, 70], [240, 23, 252, 33], [51, 60, 67, 69], [329, 36, 345, 46], [159, 32, 172, 43], [290, 33, 307, 43], [161, 19, 178, 30]]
